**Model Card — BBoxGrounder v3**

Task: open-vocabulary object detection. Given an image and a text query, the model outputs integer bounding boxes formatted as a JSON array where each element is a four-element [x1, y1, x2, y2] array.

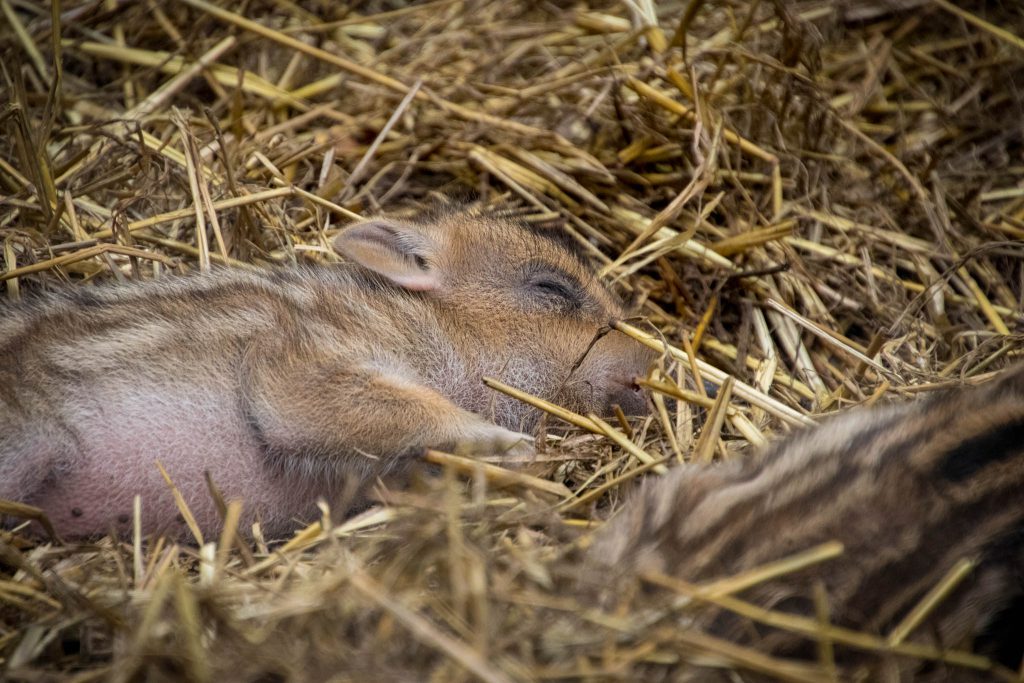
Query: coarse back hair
[[589, 365, 1024, 677]]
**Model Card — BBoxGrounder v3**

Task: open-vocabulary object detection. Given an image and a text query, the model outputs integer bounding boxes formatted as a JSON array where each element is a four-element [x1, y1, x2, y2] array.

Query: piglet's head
[[333, 210, 653, 427]]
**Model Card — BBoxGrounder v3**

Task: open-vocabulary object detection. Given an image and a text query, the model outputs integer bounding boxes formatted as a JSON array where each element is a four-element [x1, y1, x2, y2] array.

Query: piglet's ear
[[332, 219, 441, 292]]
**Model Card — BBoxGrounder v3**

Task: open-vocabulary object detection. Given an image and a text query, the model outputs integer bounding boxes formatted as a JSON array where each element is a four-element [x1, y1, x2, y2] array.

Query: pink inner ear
[[389, 271, 440, 292], [332, 219, 443, 292]]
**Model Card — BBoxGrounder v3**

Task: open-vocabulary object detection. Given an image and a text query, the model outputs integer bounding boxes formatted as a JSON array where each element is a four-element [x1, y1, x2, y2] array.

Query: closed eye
[[531, 277, 576, 301], [526, 269, 585, 311]]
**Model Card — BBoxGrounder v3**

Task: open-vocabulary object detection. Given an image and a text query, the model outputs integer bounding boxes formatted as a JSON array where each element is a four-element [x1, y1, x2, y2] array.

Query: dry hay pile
[[2, 0, 1024, 681]]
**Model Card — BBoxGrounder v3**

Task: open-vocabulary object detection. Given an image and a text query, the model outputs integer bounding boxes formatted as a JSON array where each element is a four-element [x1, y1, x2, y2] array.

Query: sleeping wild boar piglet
[[0, 209, 651, 538]]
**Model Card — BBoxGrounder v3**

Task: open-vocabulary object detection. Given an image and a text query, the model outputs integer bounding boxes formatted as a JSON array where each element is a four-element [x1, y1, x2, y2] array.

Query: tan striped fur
[[591, 366, 1024, 680], [0, 210, 651, 538]]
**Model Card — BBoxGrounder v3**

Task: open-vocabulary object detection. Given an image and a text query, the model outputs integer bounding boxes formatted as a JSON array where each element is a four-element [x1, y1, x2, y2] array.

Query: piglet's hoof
[[454, 424, 535, 458]]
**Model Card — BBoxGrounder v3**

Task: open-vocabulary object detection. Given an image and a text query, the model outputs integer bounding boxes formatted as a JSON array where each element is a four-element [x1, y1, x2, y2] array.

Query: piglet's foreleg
[[241, 356, 533, 476]]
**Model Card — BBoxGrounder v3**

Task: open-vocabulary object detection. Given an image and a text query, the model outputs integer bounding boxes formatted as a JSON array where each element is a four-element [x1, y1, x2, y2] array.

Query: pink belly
[[29, 387, 339, 540]]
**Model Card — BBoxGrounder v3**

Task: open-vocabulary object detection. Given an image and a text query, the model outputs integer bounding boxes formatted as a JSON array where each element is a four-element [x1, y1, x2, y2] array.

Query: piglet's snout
[[607, 376, 647, 415], [581, 331, 654, 417]]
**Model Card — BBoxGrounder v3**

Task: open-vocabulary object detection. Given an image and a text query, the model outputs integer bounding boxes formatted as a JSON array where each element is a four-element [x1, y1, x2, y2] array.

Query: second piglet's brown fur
[[0, 210, 652, 539], [589, 366, 1024, 680]]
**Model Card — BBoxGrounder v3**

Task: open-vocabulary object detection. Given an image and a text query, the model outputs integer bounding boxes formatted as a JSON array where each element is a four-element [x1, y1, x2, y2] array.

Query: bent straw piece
[[764, 298, 883, 371], [931, 0, 1024, 52], [243, 507, 397, 576], [685, 337, 816, 401], [691, 375, 733, 464], [155, 461, 204, 546], [558, 455, 672, 513], [886, 557, 976, 647], [626, 78, 778, 165], [84, 185, 360, 243], [423, 449, 573, 499], [67, 39, 297, 108], [785, 236, 1023, 320], [180, 0, 551, 139], [614, 322, 816, 427], [482, 377, 601, 432], [642, 571, 1004, 676], [697, 542, 845, 600], [587, 413, 667, 475], [0, 499, 61, 544]]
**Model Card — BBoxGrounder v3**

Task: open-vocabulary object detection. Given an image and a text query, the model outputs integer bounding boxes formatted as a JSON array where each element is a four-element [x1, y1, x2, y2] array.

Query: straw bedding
[[1, 1, 1023, 680]]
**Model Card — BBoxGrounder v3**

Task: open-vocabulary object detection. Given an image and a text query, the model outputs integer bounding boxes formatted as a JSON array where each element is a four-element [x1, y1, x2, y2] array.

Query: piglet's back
[[590, 366, 1024, 679], [0, 267, 431, 418]]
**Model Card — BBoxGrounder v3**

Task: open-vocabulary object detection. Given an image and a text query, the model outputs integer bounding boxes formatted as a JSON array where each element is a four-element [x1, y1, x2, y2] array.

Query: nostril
[[612, 377, 640, 395], [624, 376, 644, 395], [609, 377, 648, 416]]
